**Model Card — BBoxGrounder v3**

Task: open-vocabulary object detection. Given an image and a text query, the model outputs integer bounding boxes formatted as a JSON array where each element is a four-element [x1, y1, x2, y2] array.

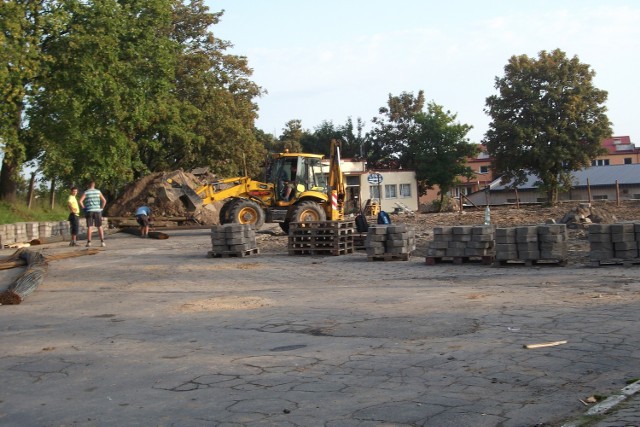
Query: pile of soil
[[105, 170, 222, 224]]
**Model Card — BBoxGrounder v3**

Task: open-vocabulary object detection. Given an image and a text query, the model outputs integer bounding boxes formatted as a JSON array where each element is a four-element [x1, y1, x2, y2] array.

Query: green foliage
[[406, 103, 478, 203], [364, 91, 475, 204], [365, 91, 426, 168], [484, 49, 612, 204], [0, 1, 64, 200], [277, 120, 304, 153], [0, 201, 68, 224], [1, 0, 265, 200], [300, 118, 366, 158], [30, 0, 177, 194]]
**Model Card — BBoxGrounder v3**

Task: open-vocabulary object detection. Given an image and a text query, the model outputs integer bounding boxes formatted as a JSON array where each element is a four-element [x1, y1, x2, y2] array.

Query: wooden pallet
[[367, 253, 410, 262], [289, 220, 355, 233], [493, 258, 567, 267], [589, 258, 640, 267], [289, 246, 355, 256], [425, 256, 493, 265], [207, 248, 259, 258]]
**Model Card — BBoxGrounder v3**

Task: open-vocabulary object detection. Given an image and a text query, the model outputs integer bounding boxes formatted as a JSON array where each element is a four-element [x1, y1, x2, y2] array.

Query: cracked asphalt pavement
[[1, 228, 639, 426]]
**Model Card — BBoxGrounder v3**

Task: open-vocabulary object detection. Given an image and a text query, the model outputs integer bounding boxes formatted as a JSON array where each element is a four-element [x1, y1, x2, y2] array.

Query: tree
[[166, 1, 265, 179], [278, 120, 304, 153], [484, 49, 611, 204], [406, 102, 478, 207], [364, 91, 425, 168], [30, 0, 177, 195], [0, 1, 62, 201]]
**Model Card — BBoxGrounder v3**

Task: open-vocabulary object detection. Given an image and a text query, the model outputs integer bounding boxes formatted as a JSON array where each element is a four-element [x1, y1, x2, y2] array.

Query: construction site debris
[[106, 171, 222, 226]]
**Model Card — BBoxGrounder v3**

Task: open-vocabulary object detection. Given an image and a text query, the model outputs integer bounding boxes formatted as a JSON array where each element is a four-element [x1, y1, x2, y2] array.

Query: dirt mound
[[559, 203, 618, 228], [106, 170, 222, 225]]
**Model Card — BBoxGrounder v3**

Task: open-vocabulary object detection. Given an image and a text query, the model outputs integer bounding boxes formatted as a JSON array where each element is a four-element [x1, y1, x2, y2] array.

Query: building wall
[[360, 170, 418, 213], [467, 185, 640, 206]]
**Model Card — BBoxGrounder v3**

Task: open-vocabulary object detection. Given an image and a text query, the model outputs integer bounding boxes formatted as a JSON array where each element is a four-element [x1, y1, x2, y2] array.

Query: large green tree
[[364, 90, 425, 168], [484, 49, 611, 204], [0, 1, 62, 201], [167, 1, 265, 179], [405, 102, 478, 206], [30, 0, 177, 195]]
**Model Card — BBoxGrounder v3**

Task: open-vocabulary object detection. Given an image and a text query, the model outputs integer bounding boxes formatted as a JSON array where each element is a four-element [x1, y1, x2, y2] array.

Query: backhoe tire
[[281, 201, 326, 233], [218, 200, 234, 224], [228, 199, 265, 229]]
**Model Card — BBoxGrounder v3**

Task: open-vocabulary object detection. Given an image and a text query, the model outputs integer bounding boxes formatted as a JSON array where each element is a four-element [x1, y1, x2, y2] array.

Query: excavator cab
[[269, 155, 327, 204]]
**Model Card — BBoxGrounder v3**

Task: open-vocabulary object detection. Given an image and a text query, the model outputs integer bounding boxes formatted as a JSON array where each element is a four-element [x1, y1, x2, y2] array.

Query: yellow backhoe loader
[[167, 140, 346, 233]]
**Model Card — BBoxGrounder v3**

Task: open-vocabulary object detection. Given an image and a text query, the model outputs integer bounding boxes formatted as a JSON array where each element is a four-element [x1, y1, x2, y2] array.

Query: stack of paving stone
[[208, 223, 258, 258], [426, 225, 495, 265], [495, 224, 568, 266], [0, 224, 16, 247], [288, 220, 355, 256], [538, 224, 568, 261], [365, 223, 416, 261], [588, 223, 639, 266]]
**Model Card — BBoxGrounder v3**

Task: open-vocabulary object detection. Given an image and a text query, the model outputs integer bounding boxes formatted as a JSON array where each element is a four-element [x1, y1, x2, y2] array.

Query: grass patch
[[0, 201, 68, 224]]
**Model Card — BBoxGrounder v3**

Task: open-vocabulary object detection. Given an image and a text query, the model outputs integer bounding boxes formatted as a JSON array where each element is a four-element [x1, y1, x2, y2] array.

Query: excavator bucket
[[164, 171, 204, 212]]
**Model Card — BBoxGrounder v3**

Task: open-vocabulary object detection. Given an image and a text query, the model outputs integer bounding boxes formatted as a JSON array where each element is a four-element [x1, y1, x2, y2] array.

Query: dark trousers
[[68, 213, 80, 235]]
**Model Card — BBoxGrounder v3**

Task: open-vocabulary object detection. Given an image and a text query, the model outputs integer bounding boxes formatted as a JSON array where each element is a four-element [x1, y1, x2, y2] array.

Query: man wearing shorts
[[79, 181, 107, 247], [135, 205, 152, 238]]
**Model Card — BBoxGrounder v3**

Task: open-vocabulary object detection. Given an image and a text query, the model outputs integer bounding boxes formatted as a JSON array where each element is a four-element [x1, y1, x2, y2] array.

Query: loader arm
[[167, 174, 273, 209], [196, 177, 272, 206], [327, 139, 346, 220]]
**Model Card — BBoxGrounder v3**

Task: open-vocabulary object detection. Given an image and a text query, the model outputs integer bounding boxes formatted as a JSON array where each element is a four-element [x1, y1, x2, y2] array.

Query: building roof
[[601, 136, 638, 155], [489, 163, 640, 191]]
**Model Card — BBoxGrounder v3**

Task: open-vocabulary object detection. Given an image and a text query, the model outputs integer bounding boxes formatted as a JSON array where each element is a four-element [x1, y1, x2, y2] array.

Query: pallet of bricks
[[208, 223, 258, 258], [426, 225, 495, 265], [365, 224, 416, 261], [288, 220, 355, 256], [588, 223, 640, 267], [494, 224, 568, 266]]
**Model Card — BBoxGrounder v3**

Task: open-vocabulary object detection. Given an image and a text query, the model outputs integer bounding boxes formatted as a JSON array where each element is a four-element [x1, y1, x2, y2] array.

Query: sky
[[206, 0, 640, 144]]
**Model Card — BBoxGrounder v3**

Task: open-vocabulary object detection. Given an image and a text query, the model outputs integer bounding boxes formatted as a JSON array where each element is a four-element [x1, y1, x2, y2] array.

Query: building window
[[369, 185, 380, 200], [593, 195, 608, 200], [591, 159, 610, 166], [399, 183, 411, 197], [624, 158, 632, 164], [384, 184, 397, 199], [479, 165, 489, 173]]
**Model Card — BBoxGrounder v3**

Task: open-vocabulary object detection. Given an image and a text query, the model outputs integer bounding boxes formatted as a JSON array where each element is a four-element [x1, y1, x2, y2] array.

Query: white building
[[326, 159, 419, 215]]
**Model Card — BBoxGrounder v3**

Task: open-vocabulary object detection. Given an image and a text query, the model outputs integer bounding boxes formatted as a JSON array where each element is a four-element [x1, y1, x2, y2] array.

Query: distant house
[[466, 163, 640, 206], [325, 159, 419, 214], [593, 136, 640, 165]]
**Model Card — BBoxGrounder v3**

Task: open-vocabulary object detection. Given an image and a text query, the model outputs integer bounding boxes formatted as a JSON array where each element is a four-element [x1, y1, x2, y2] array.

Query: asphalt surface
[[0, 229, 639, 427]]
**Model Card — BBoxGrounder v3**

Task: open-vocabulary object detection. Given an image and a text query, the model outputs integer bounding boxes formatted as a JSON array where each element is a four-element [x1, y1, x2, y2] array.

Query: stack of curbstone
[[365, 224, 415, 261], [588, 223, 639, 266], [538, 224, 568, 260], [495, 227, 517, 261], [208, 223, 258, 258], [426, 225, 495, 265], [516, 226, 540, 260], [495, 224, 568, 266]]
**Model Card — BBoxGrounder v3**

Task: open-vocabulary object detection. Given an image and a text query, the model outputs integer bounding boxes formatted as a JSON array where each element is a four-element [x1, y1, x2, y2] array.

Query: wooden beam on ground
[[121, 228, 169, 239], [0, 249, 47, 304]]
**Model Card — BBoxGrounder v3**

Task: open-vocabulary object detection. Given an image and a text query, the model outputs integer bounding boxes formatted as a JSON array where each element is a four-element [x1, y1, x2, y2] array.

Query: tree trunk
[[438, 193, 445, 212], [49, 179, 56, 209], [27, 172, 36, 208], [0, 157, 19, 202]]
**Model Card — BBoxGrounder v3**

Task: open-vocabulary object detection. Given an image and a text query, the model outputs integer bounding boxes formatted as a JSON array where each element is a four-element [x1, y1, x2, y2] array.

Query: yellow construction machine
[[167, 139, 346, 232]]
